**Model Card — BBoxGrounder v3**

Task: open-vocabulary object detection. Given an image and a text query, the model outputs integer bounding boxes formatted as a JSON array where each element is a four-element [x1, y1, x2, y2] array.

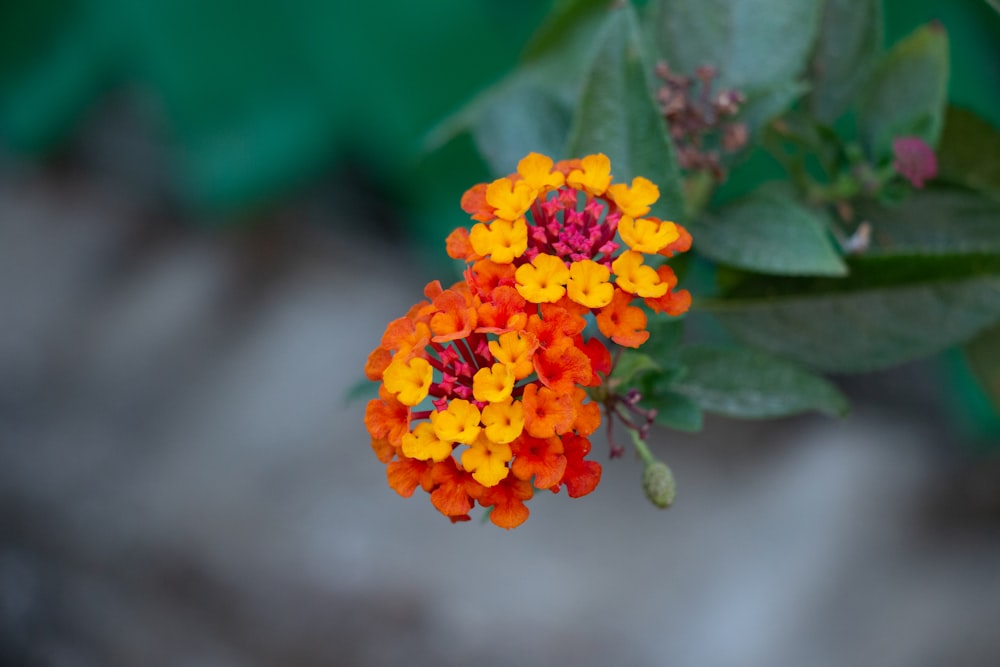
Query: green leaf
[[937, 105, 1000, 195], [963, 321, 1000, 416], [808, 0, 882, 124], [639, 377, 705, 432], [611, 351, 662, 385], [422, 0, 609, 163], [344, 377, 378, 405], [670, 345, 849, 418], [705, 255, 1000, 372], [689, 187, 847, 276], [567, 4, 685, 221], [739, 80, 810, 137], [651, 0, 823, 91], [471, 80, 573, 174], [856, 23, 949, 160], [857, 187, 1000, 257]]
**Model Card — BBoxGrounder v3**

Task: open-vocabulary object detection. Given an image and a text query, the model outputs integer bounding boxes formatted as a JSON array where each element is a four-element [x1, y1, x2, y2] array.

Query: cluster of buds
[[655, 62, 747, 180], [365, 152, 691, 528]]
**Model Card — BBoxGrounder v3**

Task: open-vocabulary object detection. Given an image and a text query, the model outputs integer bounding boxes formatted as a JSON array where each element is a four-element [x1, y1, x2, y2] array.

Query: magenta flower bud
[[892, 136, 938, 189]]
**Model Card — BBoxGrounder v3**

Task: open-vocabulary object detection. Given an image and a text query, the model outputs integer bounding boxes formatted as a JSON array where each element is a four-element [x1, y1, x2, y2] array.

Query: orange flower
[[477, 476, 534, 529], [430, 289, 477, 342], [596, 289, 650, 348], [460, 182, 494, 222], [364, 151, 691, 528], [522, 383, 575, 438], [511, 435, 567, 489], [533, 337, 593, 394], [560, 434, 602, 498]]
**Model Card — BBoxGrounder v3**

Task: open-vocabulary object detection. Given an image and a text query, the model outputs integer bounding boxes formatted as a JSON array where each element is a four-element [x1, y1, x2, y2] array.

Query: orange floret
[[658, 223, 693, 257], [570, 387, 602, 436], [527, 303, 587, 348], [446, 227, 479, 261], [386, 458, 434, 498], [533, 337, 593, 394], [522, 383, 575, 438], [430, 289, 477, 343], [476, 285, 528, 333], [596, 289, 649, 348], [477, 476, 534, 529], [460, 182, 495, 222], [559, 434, 602, 498], [510, 435, 567, 489], [364, 387, 410, 447], [429, 459, 478, 519], [364, 346, 392, 381], [644, 265, 693, 316], [466, 259, 516, 296]]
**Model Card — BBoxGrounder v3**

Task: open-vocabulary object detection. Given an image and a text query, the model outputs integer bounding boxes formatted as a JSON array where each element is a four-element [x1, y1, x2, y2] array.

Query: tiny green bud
[[643, 461, 676, 509]]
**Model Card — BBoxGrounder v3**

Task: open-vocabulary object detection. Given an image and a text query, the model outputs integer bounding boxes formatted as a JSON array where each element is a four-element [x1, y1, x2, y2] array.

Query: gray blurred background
[[3, 2, 1000, 666]]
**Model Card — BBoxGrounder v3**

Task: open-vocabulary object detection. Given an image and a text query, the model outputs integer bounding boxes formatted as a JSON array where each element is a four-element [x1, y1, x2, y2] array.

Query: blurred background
[[2, 1, 999, 666]]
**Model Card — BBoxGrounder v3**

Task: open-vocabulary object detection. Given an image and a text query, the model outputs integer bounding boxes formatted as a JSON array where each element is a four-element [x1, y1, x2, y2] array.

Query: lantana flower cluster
[[365, 152, 691, 528]]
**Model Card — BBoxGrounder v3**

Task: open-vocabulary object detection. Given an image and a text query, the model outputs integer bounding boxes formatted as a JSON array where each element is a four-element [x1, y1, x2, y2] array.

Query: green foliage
[[937, 105, 1000, 194], [567, 4, 685, 220], [707, 255, 1000, 372], [427, 0, 1000, 434], [651, 0, 823, 91], [669, 345, 848, 418], [808, 0, 883, 124], [964, 322, 1000, 417], [856, 23, 949, 159], [690, 187, 847, 276]]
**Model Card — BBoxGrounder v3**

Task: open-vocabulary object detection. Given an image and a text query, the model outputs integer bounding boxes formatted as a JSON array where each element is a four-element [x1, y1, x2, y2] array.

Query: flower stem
[[628, 426, 655, 466]]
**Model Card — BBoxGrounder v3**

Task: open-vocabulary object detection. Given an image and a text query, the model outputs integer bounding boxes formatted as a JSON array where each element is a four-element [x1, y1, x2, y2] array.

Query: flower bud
[[642, 461, 676, 509]]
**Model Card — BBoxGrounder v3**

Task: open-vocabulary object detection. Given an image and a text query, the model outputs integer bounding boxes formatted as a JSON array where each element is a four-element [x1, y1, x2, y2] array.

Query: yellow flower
[[401, 422, 452, 462], [430, 399, 482, 444], [607, 176, 660, 218], [481, 398, 525, 445], [567, 153, 612, 196], [461, 433, 513, 487], [566, 259, 614, 308], [517, 152, 565, 192], [473, 363, 515, 403], [485, 177, 535, 221], [468, 218, 528, 264], [514, 253, 569, 303], [618, 217, 679, 254], [382, 356, 432, 406], [612, 251, 668, 298], [488, 331, 537, 380]]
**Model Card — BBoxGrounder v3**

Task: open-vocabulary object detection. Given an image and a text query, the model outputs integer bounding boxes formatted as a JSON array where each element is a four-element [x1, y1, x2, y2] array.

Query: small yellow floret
[[469, 218, 528, 264], [486, 177, 536, 221], [461, 434, 513, 487], [514, 253, 569, 303], [567, 259, 614, 308], [430, 399, 482, 444], [612, 251, 668, 298], [517, 152, 565, 192], [382, 356, 432, 406], [607, 177, 660, 218], [618, 217, 680, 254], [488, 331, 537, 380], [480, 398, 525, 444], [567, 153, 612, 196], [402, 422, 452, 462], [473, 363, 515, 403]]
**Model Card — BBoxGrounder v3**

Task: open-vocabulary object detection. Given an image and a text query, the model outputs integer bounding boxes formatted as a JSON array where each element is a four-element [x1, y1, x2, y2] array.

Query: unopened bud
[[642, 461, 676, 509]]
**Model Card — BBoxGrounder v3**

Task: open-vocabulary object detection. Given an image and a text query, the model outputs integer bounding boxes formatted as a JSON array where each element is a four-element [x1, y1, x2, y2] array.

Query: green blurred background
[[2, 0, 997, 229]]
